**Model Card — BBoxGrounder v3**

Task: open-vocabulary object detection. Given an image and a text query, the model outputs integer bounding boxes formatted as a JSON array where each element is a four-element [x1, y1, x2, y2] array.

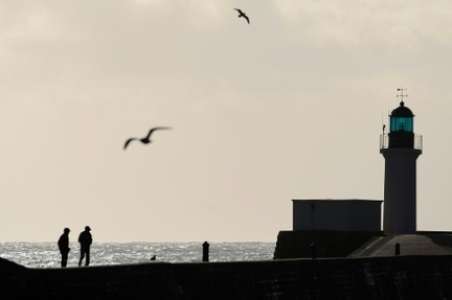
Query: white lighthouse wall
[[382, 148, 421, 234]]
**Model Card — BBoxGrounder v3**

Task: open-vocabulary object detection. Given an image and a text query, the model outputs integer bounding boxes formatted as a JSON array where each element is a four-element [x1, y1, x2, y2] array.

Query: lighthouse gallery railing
[[379, 134, 423, 151]]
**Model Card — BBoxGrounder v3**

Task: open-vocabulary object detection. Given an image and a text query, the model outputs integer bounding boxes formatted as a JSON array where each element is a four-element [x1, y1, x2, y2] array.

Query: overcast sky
[[2, 0, 452, 242]]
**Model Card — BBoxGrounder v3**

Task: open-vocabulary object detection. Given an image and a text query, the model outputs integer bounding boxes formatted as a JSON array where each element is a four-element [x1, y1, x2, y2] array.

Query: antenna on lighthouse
[[396, 88, 408, 104]]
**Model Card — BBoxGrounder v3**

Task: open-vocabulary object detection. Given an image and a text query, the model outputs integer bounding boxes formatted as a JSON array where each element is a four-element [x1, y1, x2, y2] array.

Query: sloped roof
[[349, 233, 452, 257]]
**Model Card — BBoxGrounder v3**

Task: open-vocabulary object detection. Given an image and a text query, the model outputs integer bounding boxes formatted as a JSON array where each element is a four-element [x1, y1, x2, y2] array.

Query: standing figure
[[58, 228, 71, 267], [78, 226, 93, 267]]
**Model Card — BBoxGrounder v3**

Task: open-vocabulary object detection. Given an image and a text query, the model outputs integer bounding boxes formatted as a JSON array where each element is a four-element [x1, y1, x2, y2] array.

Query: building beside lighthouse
[[275, 95, 452, 259]]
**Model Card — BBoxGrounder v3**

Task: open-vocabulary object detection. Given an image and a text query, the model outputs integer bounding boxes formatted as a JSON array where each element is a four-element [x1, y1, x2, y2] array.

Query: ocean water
[[0, 242, 275, 268]]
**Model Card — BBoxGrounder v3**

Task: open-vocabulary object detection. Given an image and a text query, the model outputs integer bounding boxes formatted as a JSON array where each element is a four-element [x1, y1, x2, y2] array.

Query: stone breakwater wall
[[1, 255, 452, 299], [274, 230, 383, 258]]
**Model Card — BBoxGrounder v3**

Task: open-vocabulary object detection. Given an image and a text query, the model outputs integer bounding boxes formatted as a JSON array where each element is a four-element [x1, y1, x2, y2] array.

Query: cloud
[[273, 0, 452, 47], [0, 3, 62, 48], [2, 1, 452, 240], [1, 0, 450, 91], [125, 0, 229, 29]]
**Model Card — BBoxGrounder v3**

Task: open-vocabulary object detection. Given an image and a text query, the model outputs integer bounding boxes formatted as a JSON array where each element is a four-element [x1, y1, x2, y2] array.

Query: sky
[[2, 0, 452, 242]]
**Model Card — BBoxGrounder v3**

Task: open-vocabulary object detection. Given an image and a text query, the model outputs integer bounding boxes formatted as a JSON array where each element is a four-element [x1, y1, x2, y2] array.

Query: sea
[[0, 242, 275, 268]]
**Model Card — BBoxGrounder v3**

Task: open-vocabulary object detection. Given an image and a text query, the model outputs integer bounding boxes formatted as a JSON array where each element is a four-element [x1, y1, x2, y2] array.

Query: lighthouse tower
[[380, 97, 422, 234]]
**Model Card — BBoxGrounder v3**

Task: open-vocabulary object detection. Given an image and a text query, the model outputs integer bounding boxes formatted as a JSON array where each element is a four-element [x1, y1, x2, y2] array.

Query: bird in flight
[[234, 8, 250, 24], [123, 127, 171, 150]]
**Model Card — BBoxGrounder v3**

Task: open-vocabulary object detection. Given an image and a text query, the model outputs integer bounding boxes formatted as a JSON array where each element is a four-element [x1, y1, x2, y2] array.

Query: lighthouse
[[380, 94, 422, 234]]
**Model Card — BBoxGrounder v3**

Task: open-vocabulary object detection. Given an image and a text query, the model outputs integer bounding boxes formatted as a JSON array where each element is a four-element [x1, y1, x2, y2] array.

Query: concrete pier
[[2, 255, 452, 299]]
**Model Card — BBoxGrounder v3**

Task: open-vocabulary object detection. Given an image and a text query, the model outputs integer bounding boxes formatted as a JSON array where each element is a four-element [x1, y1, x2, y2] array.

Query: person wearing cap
[[78, 226, 93, 267], [57, 228, 71, 267]]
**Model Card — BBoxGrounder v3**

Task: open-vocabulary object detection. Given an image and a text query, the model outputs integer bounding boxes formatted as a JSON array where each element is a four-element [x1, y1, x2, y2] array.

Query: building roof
[[391, 101, 414, 117], [292, 199, 382, 203]]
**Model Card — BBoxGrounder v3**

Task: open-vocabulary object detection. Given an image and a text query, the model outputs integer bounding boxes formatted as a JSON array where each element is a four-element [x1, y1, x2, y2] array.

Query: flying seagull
[[234, 8, 250, 24], [123, 127, 171, 150]]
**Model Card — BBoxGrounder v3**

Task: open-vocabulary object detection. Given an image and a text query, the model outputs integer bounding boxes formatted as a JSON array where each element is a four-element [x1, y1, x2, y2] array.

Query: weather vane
[[396, 88, 408, 103]]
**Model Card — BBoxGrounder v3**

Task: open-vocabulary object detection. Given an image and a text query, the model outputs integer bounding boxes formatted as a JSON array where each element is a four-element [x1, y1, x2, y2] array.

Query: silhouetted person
[[123, 127, 171, 150], [58, 228, 71, 267], [78, 226, 93, 267]]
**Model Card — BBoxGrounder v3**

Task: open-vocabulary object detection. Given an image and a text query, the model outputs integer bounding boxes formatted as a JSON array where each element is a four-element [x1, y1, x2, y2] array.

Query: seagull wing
[[146, 127, 172, 139], [234, 8, 250, 23], [123, 138, 138, 150]]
